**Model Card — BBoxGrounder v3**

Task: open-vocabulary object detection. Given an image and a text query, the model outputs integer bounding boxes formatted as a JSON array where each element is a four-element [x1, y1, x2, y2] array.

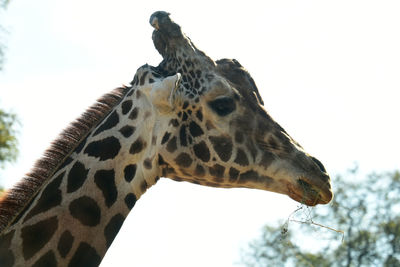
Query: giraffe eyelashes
[[207, 97, 236, 116]]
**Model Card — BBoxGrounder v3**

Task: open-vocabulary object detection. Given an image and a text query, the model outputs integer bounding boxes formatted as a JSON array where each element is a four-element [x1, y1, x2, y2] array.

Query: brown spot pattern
[[58, 230, 74, 258], [84, 137, 121, 161], [104, 214, 125, 248], [32, 250, 57, 267], [21, 216, 58, 260], [129, 138, 146, 154], [129, 107, 139, 120], [67, 161, 89, 193], [175, 153, 193, 167], [94, 169, 118, 208], [166, 136, 177, 152], [68, 242, 101, 267], [234, 149, 249, 166], [69, 196, 101, 226], [124, 164, 137, 182], [0, 230, 15, 267], [119, 125, 135, 138], [209, 135, 233, 162], [209, 164, 225, 181], [193, 141, 210, 162], [24, 171, 64, 222]]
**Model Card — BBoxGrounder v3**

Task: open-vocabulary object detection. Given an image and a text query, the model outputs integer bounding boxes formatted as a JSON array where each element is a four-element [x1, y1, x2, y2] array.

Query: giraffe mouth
[[287, 178, 333, 206]]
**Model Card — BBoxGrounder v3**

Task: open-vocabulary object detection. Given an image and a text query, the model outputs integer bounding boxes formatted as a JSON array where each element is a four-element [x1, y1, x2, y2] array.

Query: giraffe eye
[[208, 97, 236, 116]]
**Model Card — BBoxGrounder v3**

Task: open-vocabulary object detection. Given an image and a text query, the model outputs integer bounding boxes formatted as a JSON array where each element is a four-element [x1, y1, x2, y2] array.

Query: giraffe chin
[[286, 180, 333, 206]]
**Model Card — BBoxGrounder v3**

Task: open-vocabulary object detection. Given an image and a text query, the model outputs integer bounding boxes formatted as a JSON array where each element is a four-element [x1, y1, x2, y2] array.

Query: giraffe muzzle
[[288, 177, 333, 206]]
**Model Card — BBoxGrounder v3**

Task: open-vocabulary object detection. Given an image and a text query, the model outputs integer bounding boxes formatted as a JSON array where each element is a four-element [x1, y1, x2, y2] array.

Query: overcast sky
[[1, 1, 399, 266]]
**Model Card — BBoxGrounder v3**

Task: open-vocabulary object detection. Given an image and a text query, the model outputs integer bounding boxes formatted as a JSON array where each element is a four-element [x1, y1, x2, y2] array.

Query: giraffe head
[[146, 11, 332, 206]]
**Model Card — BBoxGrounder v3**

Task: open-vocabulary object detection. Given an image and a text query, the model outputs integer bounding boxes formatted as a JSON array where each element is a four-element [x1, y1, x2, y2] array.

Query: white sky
[[1, 1, 399, 266]]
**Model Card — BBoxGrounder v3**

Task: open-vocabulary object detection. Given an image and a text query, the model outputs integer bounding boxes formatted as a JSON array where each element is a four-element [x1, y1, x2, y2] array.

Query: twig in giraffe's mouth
[[282, 205, 345, 242]]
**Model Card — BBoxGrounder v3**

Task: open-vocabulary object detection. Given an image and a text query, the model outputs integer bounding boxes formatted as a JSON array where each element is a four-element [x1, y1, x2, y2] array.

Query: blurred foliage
[[0, 108, 18, 199], [0, 0, 9, 8], [0, 0, 17, 171], [242, 168, 400, 267], [0, 0, 10, 71], [0, 0, 13, 194], [0, 109, 18, 168]]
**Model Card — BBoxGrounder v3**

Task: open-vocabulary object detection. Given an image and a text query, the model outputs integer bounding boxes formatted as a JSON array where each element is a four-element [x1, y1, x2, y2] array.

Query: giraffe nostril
[[311, 156, 326, 173]]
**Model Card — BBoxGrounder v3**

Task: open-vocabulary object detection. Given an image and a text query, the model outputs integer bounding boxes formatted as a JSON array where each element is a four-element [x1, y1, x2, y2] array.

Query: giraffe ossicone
[[0, 11, 333, 266]]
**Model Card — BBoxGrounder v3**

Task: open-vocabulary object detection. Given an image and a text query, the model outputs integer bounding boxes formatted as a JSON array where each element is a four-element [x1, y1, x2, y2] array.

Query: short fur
[[0, 86, 129, 233]]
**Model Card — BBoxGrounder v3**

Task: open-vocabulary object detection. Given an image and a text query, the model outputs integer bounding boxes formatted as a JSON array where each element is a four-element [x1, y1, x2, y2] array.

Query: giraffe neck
[[0, 83, 165, 266]]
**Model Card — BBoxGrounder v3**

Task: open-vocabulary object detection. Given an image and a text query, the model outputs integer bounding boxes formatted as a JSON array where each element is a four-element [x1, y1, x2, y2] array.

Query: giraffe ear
[[149, 73, 181, 113]]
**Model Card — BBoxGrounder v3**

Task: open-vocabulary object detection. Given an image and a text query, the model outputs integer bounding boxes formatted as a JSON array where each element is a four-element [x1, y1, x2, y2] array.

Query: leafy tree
[[0, 109, 18, 167], [242, 168, 400, 267], [0, 0, 10, 71], [0, 0, 17, 181], [0, 108, 18, 198], [0, 0, 9, 9]]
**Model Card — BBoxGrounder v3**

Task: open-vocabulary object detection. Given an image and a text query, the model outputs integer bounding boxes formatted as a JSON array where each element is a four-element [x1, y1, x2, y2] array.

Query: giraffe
[[0, 11, 332, 266]]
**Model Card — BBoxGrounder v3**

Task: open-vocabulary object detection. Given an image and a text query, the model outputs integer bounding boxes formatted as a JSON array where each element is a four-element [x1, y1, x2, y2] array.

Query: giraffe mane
[[0, 85, 130, 233]]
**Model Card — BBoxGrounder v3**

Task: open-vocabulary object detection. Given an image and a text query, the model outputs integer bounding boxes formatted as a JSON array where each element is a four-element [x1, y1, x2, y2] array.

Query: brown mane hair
[[0, 86, 129, 233]]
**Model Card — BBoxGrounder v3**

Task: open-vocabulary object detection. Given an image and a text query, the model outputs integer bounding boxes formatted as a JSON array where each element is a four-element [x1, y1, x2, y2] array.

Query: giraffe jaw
[[269, 157, 333, 206], [285, 176, 333, 206]]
